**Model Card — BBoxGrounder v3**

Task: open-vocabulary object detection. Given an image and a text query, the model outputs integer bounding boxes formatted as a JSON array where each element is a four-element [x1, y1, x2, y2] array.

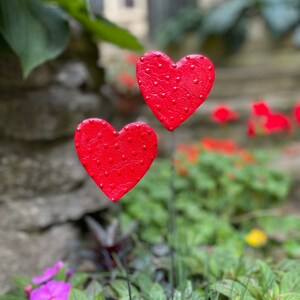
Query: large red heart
[[136, 51, 215, 130], [74, 119, 158, 202]]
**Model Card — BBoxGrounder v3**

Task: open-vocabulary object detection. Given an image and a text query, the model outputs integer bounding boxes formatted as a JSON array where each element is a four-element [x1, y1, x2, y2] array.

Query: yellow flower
[[245, 228, 268, 248]]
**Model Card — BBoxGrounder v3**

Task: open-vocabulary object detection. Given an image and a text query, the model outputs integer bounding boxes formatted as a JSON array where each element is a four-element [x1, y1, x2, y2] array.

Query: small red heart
[[136, 51, 215, 130], [74, 119, 158, 202]]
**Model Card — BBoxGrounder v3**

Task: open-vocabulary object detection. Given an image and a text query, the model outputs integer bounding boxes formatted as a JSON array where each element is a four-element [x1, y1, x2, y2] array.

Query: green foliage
[[0, 0, 69, 77], [0, 0, 142, 77], [121, 141, 290, 244], [69, 289, 90, 300], [0, 141, 297, 300], [157, 0, 300, 54], [52, 0, 143, 52]]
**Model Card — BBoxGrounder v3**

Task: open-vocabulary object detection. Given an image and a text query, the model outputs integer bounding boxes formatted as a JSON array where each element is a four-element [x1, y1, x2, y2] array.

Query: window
[[124, 0, 134, 8]]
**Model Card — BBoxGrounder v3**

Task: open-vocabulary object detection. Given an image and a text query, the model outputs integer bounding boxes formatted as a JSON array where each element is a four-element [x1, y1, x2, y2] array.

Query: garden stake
[[168, 130, 176, 300]]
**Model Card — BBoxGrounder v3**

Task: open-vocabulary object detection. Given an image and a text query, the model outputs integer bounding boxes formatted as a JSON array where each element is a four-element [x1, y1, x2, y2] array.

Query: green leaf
[[280, 268, 300, 293], [53, 0, 143, 51], [69, 273, 89, 289], [293, 25, 300, 47], [85, 281, 103, 300], [12, 276, 31, 292], [0, 0, 70, 77], [210, 279, 256, 300], [110, 280, 139, 300], [0, 297, 26, 300], [148, 283, 166, 300], [54, 264, 68, 281], [280, 293, 300, 300], [200, 0, 252, 35], [0, 295, 26, 300], [68, 289, 89, 300], [261, 0, 299, 38]]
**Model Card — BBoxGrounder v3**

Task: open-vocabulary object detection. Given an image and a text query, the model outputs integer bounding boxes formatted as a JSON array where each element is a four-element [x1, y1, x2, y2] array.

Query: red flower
[[125, 53, 139, 65], [200, 138, 239, 154], [293, 103, 300, 124], [263, 113, 291, 133], [247, 120, 256, 137], [119, 72, 137, 88], [212, 105, 238, 124], [252, 101, 271, 116]]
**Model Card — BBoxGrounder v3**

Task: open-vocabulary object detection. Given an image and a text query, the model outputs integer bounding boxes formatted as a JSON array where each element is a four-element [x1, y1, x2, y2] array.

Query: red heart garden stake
[[136, 51, 215, 130], [74, 119, 158, 202]]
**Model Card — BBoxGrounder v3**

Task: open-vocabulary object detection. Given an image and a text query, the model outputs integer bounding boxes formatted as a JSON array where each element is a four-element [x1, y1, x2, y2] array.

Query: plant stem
[[168, 131, 176, 299], [111, 251, 132, 300]]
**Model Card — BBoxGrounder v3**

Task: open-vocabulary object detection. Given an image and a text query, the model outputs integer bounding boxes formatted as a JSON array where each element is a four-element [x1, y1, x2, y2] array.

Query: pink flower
[[24, 284, 33, 297], [32, 261, 64, 285], [252, 101, 271, 116], [212, 105, 238, 124], [30, 281, 71, 300]]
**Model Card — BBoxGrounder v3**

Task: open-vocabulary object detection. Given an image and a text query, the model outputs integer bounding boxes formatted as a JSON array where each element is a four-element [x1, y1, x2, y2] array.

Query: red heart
[[136, 51, 215, 130], [74, 119, 158, 202]]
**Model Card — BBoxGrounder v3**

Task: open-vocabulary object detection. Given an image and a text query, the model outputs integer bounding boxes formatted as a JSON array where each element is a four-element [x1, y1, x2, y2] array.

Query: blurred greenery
[[157, 0, 300, 55], [0, 0, 143, 77]]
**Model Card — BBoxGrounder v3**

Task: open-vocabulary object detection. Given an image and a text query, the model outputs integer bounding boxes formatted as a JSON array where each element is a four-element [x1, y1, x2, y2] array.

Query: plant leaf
[[85, 281, 103, 300], [52, 0, 143, 51], [0, 0, 70, 77], [200, 0, 252, 36], [293, 25, 300, 47], [69, 272, 89, 288], [261, 0, 299, 38], [210, 279, 256, 300], [12, 276, 31, 292], [280, 268, 300, 293], [72, 14, 143, 52], [69, 289, 89, 300]]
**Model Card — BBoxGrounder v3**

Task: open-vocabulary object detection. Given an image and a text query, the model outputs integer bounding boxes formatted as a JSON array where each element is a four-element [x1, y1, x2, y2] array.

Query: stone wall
[[0, 33, 111, 292]]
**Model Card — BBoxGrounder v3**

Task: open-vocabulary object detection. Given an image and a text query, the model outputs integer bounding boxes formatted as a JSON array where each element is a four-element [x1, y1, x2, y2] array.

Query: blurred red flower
[[212, 105, 238, 124], [125, 53, 139, 65], [201, 137, 239, 154], [118, 72, 137, 88], [176, 144, 199, 163], [247, 120, 256, 137], [293, 104, 300, 124], [263, 113, 291, 133], [252, 101, 271, 116]]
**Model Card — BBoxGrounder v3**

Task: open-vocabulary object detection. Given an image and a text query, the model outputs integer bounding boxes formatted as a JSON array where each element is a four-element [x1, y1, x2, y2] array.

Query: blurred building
[[103, 0, 148, 39]]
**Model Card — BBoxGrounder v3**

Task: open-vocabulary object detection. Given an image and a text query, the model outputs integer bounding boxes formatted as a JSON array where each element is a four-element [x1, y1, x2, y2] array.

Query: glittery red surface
[[74, 119, 158, 202], [136, 51, 215, 130]]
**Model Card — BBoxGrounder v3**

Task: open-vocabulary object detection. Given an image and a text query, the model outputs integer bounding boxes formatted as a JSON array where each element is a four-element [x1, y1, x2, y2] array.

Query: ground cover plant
[[2, 137, 299, 299], [1, 44, 300, 300]]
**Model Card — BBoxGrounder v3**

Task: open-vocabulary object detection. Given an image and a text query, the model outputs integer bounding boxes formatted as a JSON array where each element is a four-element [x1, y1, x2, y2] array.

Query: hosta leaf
[[0, 0, 70, 77]]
